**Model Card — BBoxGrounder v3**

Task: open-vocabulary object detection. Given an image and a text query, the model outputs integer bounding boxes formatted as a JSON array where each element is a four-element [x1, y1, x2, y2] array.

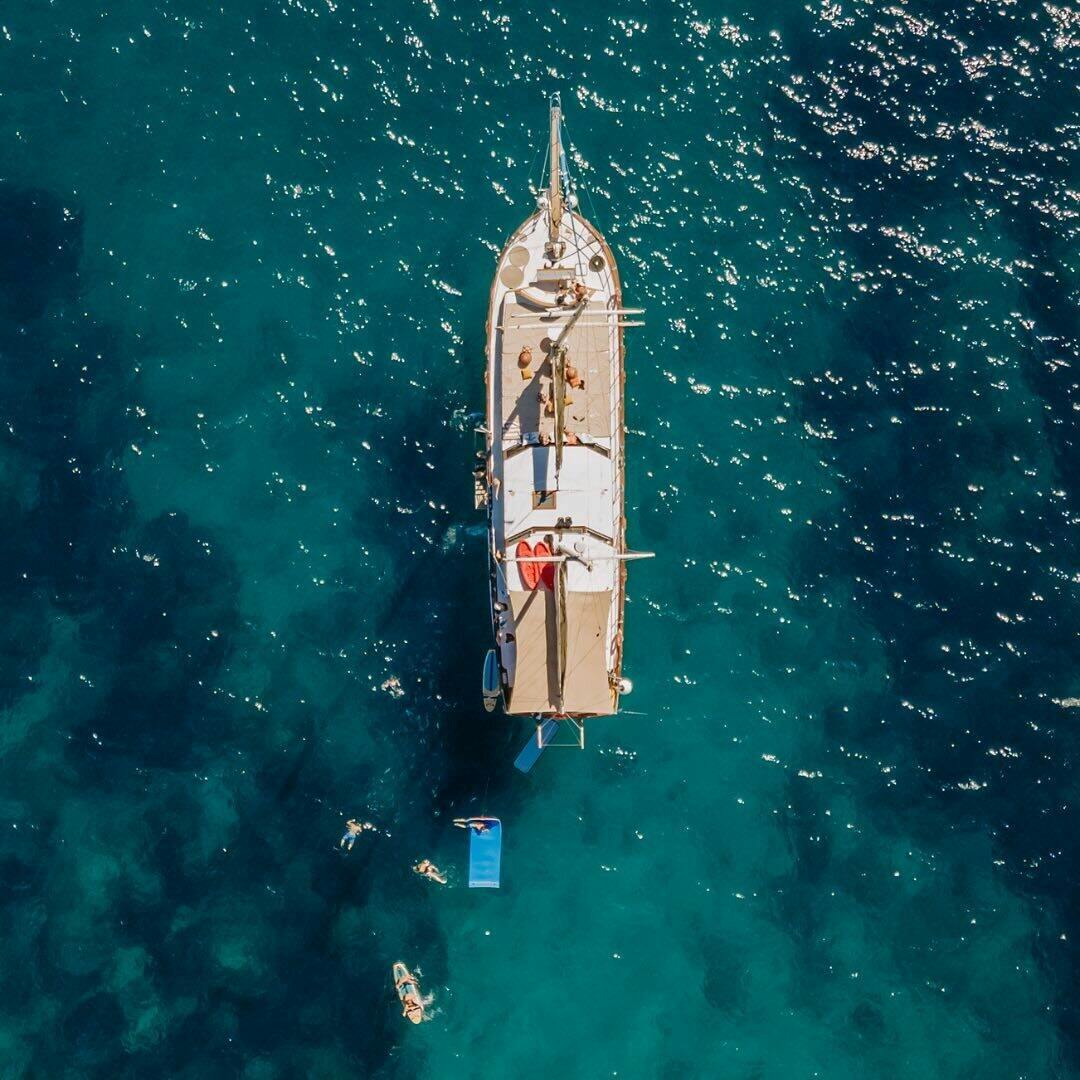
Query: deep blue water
[[1, 1, 1078, 1076]]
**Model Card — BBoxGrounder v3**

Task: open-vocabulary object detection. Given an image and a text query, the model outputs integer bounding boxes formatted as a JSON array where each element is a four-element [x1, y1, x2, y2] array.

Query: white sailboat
[[478, 93, 649, 761]]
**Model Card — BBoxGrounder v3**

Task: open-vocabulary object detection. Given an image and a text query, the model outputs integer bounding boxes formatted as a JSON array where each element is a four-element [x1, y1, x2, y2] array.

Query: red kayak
[[533, 540, 555, 591], [516, 540, 540, 590]]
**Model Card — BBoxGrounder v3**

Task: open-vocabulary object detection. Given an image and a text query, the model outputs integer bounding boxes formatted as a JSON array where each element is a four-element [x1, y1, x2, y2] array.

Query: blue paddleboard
[[513, 719, 560, 773]]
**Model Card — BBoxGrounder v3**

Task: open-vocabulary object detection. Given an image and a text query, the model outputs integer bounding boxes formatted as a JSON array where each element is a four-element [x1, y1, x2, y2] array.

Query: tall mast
[[548, 94, 563, 246]]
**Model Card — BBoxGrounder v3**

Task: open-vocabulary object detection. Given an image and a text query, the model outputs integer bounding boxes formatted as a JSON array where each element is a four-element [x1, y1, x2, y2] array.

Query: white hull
[[483, 201, 628, 719]]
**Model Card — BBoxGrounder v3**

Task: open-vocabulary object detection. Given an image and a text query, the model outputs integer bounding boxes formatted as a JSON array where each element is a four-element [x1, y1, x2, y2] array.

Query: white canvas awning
[[506, 588, 614, 716], [562, 590, 615, 715]]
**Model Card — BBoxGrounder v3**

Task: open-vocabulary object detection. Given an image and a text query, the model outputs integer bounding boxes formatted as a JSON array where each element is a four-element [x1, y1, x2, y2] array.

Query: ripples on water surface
[[0, 0, 1077, 1075]]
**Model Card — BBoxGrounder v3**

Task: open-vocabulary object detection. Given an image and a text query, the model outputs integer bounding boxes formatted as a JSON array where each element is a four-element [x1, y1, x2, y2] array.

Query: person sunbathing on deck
[[518, 345, 533, 380], [572, 280, 588, 305], [566, 364, 585, 390]]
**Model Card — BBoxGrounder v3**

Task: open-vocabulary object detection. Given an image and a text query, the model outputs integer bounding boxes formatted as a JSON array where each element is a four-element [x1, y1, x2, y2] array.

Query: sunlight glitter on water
[[0, 0, 1076, 1074]]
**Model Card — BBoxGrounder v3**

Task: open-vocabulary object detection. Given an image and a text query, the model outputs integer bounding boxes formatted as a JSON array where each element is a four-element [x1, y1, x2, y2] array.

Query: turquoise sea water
[[1, 1, 1078, 1076]]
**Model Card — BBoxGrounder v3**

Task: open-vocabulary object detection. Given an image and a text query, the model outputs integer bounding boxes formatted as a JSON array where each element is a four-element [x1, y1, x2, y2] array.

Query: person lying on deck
[[540, 388, 575, 412], [566, 364, 585, 390], [518, 345, 533, 380], [572, 280, 588, 304]]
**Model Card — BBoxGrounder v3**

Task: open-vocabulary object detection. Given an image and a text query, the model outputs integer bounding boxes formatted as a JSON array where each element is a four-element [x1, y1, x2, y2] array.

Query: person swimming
[[413, 859, 447, 884], [453, 818, 491, 834], [339, 819, 375, 851]]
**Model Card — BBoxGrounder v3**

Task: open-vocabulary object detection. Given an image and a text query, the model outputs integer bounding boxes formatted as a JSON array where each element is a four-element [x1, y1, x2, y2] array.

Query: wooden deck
[[498, 299, 615, 443]]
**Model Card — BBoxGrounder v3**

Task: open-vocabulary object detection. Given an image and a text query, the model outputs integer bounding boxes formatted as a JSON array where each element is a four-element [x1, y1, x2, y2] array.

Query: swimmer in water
[[414, 859, 448, 884], [339, 819, 375, 851], [453, 818, 492, 834]]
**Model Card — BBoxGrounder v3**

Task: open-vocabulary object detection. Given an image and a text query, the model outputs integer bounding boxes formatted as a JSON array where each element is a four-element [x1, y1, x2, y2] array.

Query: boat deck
[[498, 299, 615, 443], [485, 207, 626, 718]]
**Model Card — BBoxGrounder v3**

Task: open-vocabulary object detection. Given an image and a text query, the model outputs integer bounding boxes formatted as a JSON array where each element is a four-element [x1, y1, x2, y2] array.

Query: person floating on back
[[413, 859, 447, 884]]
